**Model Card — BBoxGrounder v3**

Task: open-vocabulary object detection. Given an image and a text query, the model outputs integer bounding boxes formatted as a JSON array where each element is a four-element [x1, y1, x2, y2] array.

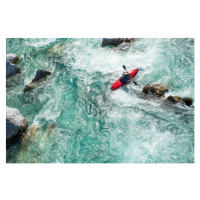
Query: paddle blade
[[133, 81, 137, 85], [122, 65, 127, 71]]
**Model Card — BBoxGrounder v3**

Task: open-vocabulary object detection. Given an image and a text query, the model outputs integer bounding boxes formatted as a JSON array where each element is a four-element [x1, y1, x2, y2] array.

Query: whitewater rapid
[[6, 38, 194, 163]]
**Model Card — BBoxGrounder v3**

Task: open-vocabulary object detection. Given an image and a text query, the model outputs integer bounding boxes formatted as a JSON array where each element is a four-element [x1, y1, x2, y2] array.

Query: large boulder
[[181, 97, 193, 106], [6, 61, 21, 77], [143, 84, 168, 96], [6, 54, 19, 64], [166, 95, 182, 103], [6, 106, 28, 142], [23, 69, 51, 92], [101, 38, 134, 46]]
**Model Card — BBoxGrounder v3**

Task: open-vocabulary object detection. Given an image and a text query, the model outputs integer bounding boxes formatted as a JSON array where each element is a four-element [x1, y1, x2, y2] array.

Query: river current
[[6, 38, 194, 163]]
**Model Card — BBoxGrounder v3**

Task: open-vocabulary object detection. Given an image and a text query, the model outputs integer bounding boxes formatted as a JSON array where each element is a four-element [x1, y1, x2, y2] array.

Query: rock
[[166, 96, 182, 103], [115, 42, 132, 51], [6, 106, 28, 142], [143, 84, 168, 96], [165, 96, 193, 106], [32, 69, 51, 82], [23, 82, 36, 92], [181, 97, 193, 106], [48, 123, 57, 132], [31, 158, 38, 163], [45, 123, 57, 137], [101, 38, 134, 46], [22, 124, 37, 143], [6, 61, 21, 77], [27, 124, 36, 135], [46, 43, 65, 55], [23, 69, 51, 92], [6, 54, 19, 64]]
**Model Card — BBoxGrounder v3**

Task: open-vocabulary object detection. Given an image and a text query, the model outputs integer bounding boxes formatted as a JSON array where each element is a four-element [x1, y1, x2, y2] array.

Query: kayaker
[[120, 65, 131, 84]]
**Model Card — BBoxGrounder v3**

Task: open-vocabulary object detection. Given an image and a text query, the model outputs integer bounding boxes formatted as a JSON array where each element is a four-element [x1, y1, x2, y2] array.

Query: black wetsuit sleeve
[[125, 74, 131, 80]]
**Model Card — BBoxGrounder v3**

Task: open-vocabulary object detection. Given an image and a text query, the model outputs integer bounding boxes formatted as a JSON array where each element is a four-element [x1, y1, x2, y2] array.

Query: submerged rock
[[31, 158, 38, 163], [166, 95, 182, 103], [6, 54, 19, 64], [114, 42, 132, 51], [6, 106, 28, 142], [22, 124, 37, 143], [46, 43, 65, 55], [101, 38, 134, 46], [143, 84, 168, 96], [23, 69, 51, 92], [6, 61, 21, 78], [45, 123, 57, 137], [48, 123, 57, 132], [181, 97, 193, 106]]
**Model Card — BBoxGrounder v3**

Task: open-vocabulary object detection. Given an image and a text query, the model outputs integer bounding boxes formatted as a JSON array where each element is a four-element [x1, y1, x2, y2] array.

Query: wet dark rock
[[6, 54, 19, 64], [166, 96, 193, 106], [101, 38, 134, 46], [6, 106, 28, 142], [142, 84, 193, 107], [32, 69, 51, 82], [181, 97, 193, 106], [162, 95, 193, 107], [143, 84, 168, 96], [6, 61, 21, 78], [23, 69, 51, 92], [23, 82, 36, 93], [166, 95, 182, 103]]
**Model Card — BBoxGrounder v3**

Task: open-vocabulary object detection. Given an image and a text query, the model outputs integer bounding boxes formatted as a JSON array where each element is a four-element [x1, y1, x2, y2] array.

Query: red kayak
[[111, 68, 139, 90]]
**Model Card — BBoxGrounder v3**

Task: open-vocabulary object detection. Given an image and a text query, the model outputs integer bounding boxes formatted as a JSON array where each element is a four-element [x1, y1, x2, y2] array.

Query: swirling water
[[6, 38, 194, 163]]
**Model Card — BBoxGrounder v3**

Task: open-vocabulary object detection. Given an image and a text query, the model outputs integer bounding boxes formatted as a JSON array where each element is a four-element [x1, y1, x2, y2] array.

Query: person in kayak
[[120, 65, 131, 84]]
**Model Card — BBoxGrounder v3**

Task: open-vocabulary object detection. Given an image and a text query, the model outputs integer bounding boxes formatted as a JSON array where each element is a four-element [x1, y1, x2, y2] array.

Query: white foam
[[25, 38, 57, 48]]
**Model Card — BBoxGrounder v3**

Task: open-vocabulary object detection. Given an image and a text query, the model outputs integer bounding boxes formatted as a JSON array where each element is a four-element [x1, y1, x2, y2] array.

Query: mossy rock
[[143, 84, 168, 96], [166, 95, 182, 103]]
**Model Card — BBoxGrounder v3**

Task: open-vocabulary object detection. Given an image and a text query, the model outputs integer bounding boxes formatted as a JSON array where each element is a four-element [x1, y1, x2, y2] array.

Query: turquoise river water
[[6, 38, 194, 163]]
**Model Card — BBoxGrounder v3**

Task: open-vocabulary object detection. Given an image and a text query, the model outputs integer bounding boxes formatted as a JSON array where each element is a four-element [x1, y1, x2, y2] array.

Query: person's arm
[[125, 73, 131, 80]]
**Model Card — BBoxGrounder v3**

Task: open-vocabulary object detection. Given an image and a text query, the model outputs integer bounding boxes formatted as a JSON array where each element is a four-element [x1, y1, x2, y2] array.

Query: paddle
[[122, 65, 128, 73], [122, 65, 137, 85], [133, 80, 137, 85]]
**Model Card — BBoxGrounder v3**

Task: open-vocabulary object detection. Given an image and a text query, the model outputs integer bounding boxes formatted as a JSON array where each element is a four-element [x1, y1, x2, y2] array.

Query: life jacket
[[121, 73, 130, 83]]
